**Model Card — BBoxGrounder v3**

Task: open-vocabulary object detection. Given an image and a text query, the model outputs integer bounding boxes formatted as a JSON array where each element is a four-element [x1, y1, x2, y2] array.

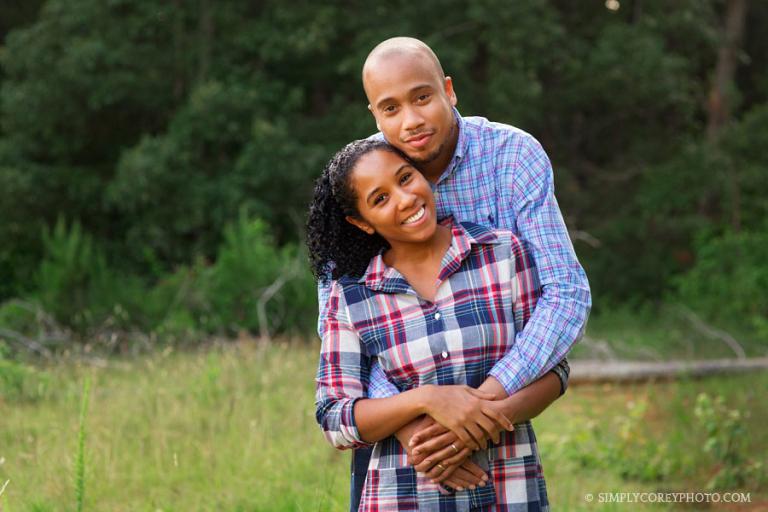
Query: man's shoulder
[[461, 115, 539, 150]]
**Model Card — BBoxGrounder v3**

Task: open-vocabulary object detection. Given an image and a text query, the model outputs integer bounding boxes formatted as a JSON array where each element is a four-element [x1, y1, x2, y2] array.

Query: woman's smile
[[402, 206, 426, 225]]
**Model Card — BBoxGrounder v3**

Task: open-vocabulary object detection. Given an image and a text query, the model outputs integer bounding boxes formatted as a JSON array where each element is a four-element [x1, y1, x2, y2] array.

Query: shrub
[[203, 211, 315, 338], [0, 341, 51, 402], [675, 226, 768, 338], [694, 393, 765, 490]]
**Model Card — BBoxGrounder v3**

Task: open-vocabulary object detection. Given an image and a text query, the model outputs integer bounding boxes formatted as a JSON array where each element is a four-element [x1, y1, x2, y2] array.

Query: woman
[[309, 139, 562, 511]]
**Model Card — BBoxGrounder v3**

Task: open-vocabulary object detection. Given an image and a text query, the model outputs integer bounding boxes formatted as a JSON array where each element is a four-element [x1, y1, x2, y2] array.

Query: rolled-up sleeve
[[488, 226, 585, 395], [315, 282, 373, 450]]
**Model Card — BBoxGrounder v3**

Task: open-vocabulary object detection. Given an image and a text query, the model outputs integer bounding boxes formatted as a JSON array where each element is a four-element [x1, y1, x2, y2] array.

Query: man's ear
[[368, 104, 381, 131], [444, 76, 458, 107], [345, 215, 375, 235]]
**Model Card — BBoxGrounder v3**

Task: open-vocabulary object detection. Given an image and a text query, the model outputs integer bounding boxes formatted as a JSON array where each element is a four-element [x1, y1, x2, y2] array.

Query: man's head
[[362, 37, 458, 179]]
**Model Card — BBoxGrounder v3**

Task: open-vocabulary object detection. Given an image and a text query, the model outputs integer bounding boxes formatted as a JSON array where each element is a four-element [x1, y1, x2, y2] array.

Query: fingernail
[[469, 485, 476, 490], [456, 487, 464, 491], [508, 424, 515, 430], [481, 473, 489, 481], [479, 481, 486, 487]]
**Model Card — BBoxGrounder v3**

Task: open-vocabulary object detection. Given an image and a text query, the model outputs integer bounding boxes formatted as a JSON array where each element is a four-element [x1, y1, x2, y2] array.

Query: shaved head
[[362, 37, 445, 98], [360, 37, 458, 180]]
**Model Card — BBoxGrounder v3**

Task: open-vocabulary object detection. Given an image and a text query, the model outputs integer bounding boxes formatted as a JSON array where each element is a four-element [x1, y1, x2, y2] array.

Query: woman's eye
[[373, 193, 387, 205], [400, 172, 412, 184]]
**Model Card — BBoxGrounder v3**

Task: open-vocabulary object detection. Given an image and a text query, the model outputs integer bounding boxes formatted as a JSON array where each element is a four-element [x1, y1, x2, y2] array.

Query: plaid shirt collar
[[358, 219, 500, 294]]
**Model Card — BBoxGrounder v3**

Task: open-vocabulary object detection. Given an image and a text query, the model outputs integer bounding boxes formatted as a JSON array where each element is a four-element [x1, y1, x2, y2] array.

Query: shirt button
[[434, 312, 441, 320], [441, 351, 449, 359]]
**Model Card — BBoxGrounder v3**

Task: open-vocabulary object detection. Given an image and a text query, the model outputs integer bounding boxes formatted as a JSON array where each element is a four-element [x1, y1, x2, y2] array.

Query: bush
[[35, 218, 150, 338], [0, 341, 51, 402], [694, 393, 765, 490], [203, 211, 315, 337], [675, 226, 768, 338]]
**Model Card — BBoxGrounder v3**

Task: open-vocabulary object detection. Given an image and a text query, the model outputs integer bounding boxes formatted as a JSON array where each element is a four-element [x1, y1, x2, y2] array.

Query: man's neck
[[421, 120, 459, 183]]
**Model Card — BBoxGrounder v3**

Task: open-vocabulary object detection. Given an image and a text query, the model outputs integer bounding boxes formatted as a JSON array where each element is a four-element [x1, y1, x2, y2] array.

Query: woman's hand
[[423, 385, 514, 450], [442, 461, 489, 491]]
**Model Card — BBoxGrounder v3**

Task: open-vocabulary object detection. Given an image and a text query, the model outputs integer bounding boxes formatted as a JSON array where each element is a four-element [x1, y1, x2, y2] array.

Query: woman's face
[[345, 149, 437, 246]]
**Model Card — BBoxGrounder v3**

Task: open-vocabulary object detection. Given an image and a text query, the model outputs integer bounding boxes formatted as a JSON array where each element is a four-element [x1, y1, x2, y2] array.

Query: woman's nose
[[397, 190, 418, 210]]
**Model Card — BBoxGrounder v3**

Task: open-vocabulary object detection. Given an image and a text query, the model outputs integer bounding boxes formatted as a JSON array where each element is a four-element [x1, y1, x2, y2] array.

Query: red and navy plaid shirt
[[316, 220, 551, 511]]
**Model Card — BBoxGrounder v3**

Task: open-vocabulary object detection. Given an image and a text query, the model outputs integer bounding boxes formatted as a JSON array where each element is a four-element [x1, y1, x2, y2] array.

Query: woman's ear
[[345, 215, 375, 235]]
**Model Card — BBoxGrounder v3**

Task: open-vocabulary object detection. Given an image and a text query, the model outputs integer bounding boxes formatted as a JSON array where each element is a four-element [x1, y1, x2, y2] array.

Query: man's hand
[[423, 385, 514, 450]]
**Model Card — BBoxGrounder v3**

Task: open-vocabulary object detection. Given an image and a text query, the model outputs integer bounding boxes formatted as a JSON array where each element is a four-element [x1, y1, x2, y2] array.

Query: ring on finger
[[450, 443, 459, 454], [436, 463, 447, 472]]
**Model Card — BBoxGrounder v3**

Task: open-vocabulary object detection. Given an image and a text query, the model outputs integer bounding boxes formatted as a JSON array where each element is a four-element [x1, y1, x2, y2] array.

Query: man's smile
[[404, 132, 434, 149]]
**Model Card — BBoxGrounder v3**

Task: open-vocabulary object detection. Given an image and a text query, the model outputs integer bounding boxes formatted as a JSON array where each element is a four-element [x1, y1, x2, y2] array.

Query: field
[[1, 341, 766, 511]]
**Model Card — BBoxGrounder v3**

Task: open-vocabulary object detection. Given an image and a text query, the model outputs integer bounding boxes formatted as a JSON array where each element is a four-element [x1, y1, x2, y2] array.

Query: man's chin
[[409, 145, 443, 165]]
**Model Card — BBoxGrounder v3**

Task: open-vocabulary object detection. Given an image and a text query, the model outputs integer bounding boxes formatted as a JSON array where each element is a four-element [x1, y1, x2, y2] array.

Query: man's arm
[[486, 134, 591, 396]]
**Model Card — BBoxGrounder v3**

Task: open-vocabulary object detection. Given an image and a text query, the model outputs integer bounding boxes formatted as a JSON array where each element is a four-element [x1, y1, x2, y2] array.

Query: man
[[317, 37, 591, 510]]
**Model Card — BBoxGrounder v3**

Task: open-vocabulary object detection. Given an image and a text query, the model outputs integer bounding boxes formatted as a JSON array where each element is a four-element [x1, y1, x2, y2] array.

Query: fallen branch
[[570, 357, 768, 385], [674, 304, 746, 359], [0, 328, 54, 358]]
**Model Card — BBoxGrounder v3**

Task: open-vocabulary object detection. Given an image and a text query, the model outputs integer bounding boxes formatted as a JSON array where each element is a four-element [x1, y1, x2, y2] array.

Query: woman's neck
[[383, 224, 452, 270]]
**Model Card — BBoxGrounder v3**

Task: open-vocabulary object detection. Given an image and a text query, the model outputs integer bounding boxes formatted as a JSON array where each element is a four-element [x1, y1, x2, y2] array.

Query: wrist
[[499, 395, 520, 424], [416, 384, 436, 415]]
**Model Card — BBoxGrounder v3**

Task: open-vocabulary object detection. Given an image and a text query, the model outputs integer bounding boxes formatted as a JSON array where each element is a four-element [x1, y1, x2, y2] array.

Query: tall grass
[[74, 377, 91, 512], [0, 343, 765, 511]]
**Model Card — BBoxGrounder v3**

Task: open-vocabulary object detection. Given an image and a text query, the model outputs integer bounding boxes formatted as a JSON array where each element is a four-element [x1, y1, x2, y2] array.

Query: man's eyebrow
[[365, 163, 412, 203], [375, 84, 434, 110]]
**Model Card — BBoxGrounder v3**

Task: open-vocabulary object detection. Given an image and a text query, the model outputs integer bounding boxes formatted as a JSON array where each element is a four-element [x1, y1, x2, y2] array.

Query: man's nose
[[402, 105, 425, 132]]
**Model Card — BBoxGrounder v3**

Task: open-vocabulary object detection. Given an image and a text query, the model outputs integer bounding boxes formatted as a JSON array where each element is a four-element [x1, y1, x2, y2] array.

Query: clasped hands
[[402, 385, 515, 491]]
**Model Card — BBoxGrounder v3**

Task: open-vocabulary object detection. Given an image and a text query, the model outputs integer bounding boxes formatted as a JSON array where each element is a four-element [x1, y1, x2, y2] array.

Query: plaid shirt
[[316, 220, 551, 511], [318, 109, 590, 399]]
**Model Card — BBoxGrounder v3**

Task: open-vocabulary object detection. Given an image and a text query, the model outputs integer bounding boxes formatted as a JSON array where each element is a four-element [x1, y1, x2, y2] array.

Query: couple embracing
[[308, 37, 591, 511]]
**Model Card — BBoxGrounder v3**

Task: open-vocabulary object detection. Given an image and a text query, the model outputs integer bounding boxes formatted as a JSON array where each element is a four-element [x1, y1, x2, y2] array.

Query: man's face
[[364, 53, 457, 167]]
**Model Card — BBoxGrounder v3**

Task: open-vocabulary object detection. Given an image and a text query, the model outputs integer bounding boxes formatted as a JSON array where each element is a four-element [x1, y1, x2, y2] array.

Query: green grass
[[0, 342, 766, 511]]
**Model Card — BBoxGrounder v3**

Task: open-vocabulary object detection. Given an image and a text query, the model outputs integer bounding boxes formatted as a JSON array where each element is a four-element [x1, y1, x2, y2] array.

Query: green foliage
[[0, 341, 50, 402], [21, 213, 315, 345], [557, 397, 675, 483], [1, 0, 768, 337], [35, 219, 147, 337], [37, 219, 108, 330], [693, 393, 765, 490], [675, 228, 768, 336], [203, 211, 314, 337]]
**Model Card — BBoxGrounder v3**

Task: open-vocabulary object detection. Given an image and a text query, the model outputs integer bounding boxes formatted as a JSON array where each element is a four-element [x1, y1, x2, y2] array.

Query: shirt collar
[[358, 218, 500, 294]]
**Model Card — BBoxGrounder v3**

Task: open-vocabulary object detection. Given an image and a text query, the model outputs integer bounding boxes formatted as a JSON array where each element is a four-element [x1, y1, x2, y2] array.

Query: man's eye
[[416, 94, 430, 102], [383, 105, 397, 113]]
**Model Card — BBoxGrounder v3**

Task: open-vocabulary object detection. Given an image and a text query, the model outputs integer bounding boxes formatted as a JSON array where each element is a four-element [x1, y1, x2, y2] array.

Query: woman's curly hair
[[306, 139, 408, 283]]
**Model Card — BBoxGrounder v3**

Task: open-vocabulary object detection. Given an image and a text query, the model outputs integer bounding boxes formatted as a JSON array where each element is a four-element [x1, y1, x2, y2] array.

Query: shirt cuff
[[487, 348, 532, 396], [549, 358, 570, 396], [319, 396, 372, 450]]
